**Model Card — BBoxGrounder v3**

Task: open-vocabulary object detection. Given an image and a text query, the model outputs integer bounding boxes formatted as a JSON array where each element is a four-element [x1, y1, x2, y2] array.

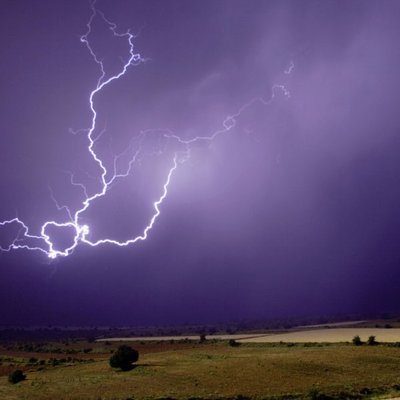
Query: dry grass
[[239, 328, 400, 343], [1, 342, 400, 400], [97, 334, 268, 342]]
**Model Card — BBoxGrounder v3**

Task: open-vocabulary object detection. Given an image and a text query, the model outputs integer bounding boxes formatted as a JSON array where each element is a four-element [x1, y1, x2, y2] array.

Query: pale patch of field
[[297, 320, 367, 328], [239, 328, 400, 343], [97, 334, 267, 342]]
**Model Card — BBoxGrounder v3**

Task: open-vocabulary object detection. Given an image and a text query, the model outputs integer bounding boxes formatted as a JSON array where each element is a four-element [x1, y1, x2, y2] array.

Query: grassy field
[[1, 339, 400, 400]]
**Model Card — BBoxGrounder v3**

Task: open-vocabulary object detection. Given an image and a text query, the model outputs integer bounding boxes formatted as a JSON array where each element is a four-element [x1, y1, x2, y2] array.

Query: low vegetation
[[1, 338, 400, 399], [352, 335, 363, 346], [109, 345, 139, 371], [367, 335, 378, 346], [2, 322, 400, 399], [8, 369, 26, 384]]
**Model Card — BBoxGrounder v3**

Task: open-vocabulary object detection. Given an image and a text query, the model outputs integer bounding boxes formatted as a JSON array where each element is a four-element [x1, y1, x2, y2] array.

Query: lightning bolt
[[0, 1, 292, 259]]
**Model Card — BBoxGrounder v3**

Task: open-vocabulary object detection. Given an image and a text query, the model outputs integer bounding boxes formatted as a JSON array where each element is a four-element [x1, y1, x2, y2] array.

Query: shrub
[[352, 335, 363, 346], [392, 383, 400, 390], [367, 335, 378, 346], [308, 388, 324, 400], [229, 339, 241, 347], [8, 370, 26, 384], [234, 395, 251, 400], [109, 345, 139, 371], [360, 387, 372, 395]]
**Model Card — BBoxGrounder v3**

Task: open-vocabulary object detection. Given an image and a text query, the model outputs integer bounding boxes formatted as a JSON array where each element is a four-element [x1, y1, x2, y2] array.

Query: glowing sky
[[1, 0, 400, 326]]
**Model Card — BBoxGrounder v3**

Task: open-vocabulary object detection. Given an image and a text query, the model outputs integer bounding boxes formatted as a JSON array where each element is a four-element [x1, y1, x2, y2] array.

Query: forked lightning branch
[[0, 1, 291, 259]]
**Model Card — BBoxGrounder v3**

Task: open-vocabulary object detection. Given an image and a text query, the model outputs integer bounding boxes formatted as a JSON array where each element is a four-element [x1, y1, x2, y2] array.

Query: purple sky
[[1, 0, 400, 326]]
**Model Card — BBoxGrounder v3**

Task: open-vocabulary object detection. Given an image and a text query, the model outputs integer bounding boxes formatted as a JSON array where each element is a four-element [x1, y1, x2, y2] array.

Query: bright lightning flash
[[0, 1, 292, 259]]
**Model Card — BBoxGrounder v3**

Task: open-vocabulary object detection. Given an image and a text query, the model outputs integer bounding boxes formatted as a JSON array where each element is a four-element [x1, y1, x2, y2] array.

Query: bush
[[109, 345, 139, 371], [367, 335, 378, 346], [392, 383, 400, 390], [8, 370, 26, 384], [352, 335, 363, 346], [307, 388, 329, 400], [360, 387, 372, 395], [229, 339, 241, 347]]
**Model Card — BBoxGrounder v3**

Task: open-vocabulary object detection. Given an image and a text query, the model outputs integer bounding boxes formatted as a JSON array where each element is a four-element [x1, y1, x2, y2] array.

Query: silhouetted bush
[[109, 345, 139, 371], [360, 387, 373, 395], [307, 388, 330, 399], [352, 335, 363, 346], [392, 383, 400, 390], [367, 335, 378, 346], [8, 370, 26, 384], [234, 395, 251, 400], [229, 339, 241, 347]]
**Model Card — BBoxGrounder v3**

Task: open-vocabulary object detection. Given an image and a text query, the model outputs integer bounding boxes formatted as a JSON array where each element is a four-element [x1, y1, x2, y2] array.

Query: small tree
[[109, 345, 139, 371], [8, 370, 26, 384], [352, 335, 363, 346], [229, 339, 241, 347], [367, 335, 378, 346]]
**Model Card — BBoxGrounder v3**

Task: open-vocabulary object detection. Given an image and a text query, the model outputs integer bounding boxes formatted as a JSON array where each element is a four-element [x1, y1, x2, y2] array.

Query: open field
[[2, 339, 400, 400], [101, 328, 400, 344], [97, 334, 268, 342], [239, 328, 400, 344], [297, 320, 367, 329]]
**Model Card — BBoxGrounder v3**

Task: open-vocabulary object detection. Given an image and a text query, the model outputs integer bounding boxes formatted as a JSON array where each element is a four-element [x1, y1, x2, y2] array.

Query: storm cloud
[[1, 0, 400, 326]]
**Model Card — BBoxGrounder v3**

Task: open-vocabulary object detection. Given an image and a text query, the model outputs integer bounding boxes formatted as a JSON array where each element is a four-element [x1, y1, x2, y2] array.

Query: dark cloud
[[1, 0, 400, 326]]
